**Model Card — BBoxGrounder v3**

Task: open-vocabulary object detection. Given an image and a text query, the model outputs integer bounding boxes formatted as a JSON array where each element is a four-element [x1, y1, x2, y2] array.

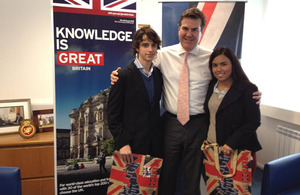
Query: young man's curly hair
[[132, 27, 161, 56]]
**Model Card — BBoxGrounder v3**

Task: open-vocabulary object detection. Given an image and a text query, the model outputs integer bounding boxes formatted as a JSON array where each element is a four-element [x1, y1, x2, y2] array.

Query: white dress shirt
[[154, 43, 212, 115]]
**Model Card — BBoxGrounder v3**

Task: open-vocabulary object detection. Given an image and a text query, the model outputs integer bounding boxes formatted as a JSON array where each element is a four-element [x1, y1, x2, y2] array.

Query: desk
[[0, 132, 54, 195]]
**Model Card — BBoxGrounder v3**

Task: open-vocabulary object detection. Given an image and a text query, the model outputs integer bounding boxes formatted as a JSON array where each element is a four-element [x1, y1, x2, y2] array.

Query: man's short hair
[[178, 7, 206, 32]]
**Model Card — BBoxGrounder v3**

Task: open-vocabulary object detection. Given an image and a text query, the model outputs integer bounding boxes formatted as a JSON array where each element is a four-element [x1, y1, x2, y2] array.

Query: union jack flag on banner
[[53, 0, 136, 17], [107, 151, 163, 195]]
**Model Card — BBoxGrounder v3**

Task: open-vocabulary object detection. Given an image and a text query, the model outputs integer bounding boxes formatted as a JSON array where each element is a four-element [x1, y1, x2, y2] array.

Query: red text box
[[57, 51, 104, 66]]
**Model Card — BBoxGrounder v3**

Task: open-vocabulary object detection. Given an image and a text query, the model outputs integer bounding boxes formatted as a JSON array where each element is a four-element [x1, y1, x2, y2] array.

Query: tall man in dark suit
[[107, 27, 163, 164]]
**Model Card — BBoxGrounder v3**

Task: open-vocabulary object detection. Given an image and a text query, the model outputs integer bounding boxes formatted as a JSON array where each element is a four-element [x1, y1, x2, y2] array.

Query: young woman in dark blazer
[[204, 46, 262, 172]]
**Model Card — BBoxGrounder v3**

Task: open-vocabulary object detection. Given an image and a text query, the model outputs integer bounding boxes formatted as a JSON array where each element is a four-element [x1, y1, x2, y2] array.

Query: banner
[[53, 0, 136, 194], [162, 1, 245, 58]]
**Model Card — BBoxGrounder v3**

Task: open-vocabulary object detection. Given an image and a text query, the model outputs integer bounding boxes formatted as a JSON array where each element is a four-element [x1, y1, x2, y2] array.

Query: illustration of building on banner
[[69, 88, 112, 160], [56, 129, 71, 165]]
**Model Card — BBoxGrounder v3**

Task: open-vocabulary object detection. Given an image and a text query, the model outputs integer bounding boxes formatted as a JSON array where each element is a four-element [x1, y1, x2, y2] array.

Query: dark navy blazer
[[107, 61, 164, 157], [204, 80, 262, 152]]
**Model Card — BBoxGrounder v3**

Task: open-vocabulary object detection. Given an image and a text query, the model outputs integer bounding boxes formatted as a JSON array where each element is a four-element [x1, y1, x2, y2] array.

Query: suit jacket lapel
[[218, 82, 247, 112]]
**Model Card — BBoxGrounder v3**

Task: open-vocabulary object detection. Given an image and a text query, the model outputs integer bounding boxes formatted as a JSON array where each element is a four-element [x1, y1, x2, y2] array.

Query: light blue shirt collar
[[134, 57, 154, 78]]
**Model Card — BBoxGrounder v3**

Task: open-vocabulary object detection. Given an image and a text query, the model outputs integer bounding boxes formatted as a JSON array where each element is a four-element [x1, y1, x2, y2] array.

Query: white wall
[[242, 0, 300, 113], [0, 0, 299, 166], [0, 0, 54, 110], [137, 0, 162, 38], [242, 0, 300, 167]]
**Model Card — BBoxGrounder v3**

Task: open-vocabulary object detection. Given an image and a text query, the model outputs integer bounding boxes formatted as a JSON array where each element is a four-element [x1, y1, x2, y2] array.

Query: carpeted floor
[[252, 167, 263, 195]]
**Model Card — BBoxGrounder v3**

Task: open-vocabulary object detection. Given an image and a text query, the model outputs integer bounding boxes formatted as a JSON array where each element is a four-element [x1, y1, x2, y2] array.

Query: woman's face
[[211, 54, 233, 83]]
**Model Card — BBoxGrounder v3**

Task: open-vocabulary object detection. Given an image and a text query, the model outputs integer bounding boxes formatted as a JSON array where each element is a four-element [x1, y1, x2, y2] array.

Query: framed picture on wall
[[0, 99, 32, 134], [33, 109, 54, 133]]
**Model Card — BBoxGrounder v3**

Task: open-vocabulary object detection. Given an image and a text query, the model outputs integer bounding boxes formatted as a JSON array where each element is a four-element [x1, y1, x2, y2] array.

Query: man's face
[[178, 18, 202, 52], [136, 35, 158, 64]]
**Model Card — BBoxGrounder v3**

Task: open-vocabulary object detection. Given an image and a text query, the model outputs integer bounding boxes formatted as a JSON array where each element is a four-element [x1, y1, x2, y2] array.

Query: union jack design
[[201, 141, 252, 195], [53, 0, 93, 9], [101, 0, 136, 13], [52, 0, 136, 18], [197, 2, 243, 56], [107, 151, 163, 195], [143, 166, 152, 178]]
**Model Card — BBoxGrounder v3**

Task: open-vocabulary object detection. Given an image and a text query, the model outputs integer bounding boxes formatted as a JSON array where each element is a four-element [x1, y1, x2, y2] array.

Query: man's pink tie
[[177, 52, 190, 125]]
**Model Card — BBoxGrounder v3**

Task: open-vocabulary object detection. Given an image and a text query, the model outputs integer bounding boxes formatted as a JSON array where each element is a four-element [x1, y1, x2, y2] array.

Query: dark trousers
[[159, 112, 207, 195]]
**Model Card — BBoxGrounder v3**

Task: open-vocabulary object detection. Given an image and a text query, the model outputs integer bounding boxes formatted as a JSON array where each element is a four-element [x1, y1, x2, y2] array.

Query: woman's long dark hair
[[209, 47, 250, 84]]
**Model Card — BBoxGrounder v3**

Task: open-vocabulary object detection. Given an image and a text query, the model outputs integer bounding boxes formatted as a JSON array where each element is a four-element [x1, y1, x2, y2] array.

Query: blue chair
[[0, 166, 22, 195], [261, 153, 300, 195]]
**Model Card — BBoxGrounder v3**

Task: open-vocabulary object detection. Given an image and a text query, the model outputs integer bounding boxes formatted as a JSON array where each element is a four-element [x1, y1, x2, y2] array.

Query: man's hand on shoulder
[[110, 67, 121, 85], [253, 90, 262, 105]]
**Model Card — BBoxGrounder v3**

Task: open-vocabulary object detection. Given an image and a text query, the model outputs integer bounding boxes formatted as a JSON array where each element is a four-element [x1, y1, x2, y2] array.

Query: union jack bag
[[107, 151, 163, 195], [201, 141, 252, 195]]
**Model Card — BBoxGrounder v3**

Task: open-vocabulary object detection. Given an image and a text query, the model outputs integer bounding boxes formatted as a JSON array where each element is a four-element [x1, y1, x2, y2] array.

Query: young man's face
[[178, 18, 202, 52], [136, 35, 158, 64]]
